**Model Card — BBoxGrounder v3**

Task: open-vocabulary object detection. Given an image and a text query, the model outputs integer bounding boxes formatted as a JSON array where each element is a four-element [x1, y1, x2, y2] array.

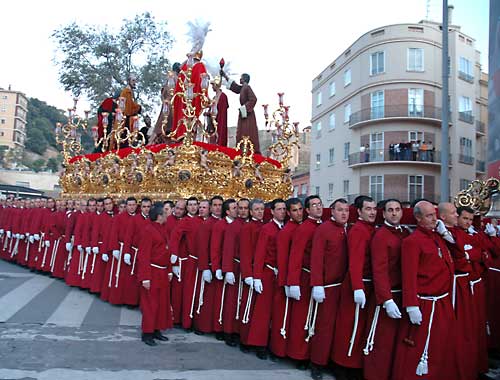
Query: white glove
[[85, 247, 91, 254], [354, 289, 366, 308], [29, 236, 34, 244], [485, 223, 497, 237], [123, 253, 131, 265], [0, 229, 3, 235], [215, 269, 223, 280], [172, 266, 180, 279], [384, 299, 402, 319], [45, 240, 50, 248], [19, 234, 25, 239], [435, 219, 447, 234], [468, 226, 477, 235], [253, 279, 263, 294], [202, 269, 212, 283], [7, 231, 12, 238], [112, 250, 120, 260], [65, 242, 72, 252], [244, 276, 253, 287], [312, 286, 326, 303], [289, 285, 301, 300], [25, 232, 30, 237], [92, 247, 99, 254], [170, 254, 178, 264], [497, 225, 500, 235], [102, 253, 109, 262], [407, 306, 422, 325], [15, 233, 20, 239], [284, 285, 291, 298], [77, 244, 83, 253], [33, 234, 40, 241], [225, 272, 235, 285]]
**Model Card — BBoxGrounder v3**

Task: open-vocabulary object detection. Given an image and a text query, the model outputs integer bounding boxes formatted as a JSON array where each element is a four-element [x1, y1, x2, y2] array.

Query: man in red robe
[[65, 199, 88, 287], [363, 199, 410, 380], [38, 198, 57, 273], [286, 195, 323, 369], [269, 197, 303, 360], [309, 198, 350, 380], [137, 203, 173, 346], [332, 196, 376, 379], [50, 200, 69, 279], [79, 199, 98, 289], [392, 200, 455, 380]]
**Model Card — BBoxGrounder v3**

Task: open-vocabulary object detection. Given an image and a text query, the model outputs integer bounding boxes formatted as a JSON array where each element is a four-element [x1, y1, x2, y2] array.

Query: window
[[1, 95, 7, 100], [344, 103, 352, 123], [315, 186, 320, 195], [371, 91, 384, 119], [370, 51, 385, 75], [316, 121, 322, 137], [459, 137, 473, 164], [344, 142, 350, 160], [459, 96, 473, 123], [407, 48, 424, 72], [370, 132, 384, 162], [0, 132, 4, 137], [301, 183, 308, 195], [460, 179, 472, 190], [293, 186, 299, 197], [328, 113, 336, 130], [329, 82, 336, 97], [344, 69, 352, 87], [316, 91, 322, 107], [408, 175, 423, 202], [0, 107, 6, 113], [0, 118, 5, 125], [409, 131, 424, 142], [408, 88, 424, 116], [315, 153, 321, 169], [329, 148, 335, 165], [343, 180, 350, 197], [328, 183, 334, 200], [459, 57, 474, 82], [369, 175, 384, 202]]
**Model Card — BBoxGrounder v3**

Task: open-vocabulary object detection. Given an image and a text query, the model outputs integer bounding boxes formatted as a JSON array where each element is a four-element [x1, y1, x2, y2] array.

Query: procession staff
[[137, 203, 172, 346], [363, 199, 409, 380], [65, 199, 88, 287], [392, 200, 455, 380], [333, 196, 376, 380], [246, 199, 286, 360], [286, 195, 323, 369], [192, 196, 223, 334], [309, 198, 349, 380], [269, 198, 303, 359]]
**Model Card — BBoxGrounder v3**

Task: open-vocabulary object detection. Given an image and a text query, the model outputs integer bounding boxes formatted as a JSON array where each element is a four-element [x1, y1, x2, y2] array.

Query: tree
[[0, 145, 8, 167], [25, 128, 48, 155], [52, 12, 173, 111], [30, 159, 46, 173], [46, 157, 59, 172]]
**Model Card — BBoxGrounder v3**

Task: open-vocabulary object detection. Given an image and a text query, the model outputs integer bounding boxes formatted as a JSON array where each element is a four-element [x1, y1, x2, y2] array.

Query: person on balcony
[[411, 140, 420, 161], [420, 141, 429, 162]]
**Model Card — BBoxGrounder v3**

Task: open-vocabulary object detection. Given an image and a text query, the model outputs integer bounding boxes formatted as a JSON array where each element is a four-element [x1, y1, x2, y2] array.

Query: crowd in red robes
[[1, 194, 500, 380]]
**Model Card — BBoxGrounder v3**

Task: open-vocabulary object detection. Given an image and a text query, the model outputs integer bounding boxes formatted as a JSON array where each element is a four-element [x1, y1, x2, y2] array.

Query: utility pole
[[441, 0, 450, 201]]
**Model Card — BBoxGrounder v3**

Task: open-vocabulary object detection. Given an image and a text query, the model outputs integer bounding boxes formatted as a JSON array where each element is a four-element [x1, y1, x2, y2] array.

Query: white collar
[[225, 216, 234, 224]]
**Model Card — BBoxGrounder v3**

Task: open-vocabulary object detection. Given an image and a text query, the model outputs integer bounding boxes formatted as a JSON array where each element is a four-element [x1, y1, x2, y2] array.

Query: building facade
[[310, 16, 488, 204], [0, 87, 28, 150]]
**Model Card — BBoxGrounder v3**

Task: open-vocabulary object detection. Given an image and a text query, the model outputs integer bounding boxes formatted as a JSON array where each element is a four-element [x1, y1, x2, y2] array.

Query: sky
[[0, 0, 489, 132]]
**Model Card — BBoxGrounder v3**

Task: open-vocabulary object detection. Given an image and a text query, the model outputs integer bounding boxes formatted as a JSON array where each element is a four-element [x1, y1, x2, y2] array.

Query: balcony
[[476, 160, 486, 172], [476, 120, 486, 135], [348, 148, 445, 167], [458, 111, 474, 124], [458, 71, 474, 84], [458, 154, 474, 165], [349, 105, 444, 128]]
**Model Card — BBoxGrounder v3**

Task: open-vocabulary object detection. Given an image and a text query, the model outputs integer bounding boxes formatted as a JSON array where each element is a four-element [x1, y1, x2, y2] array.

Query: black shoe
[[194, 330, 205, 336], [269, 353, 281, 362], [311, 365, 323, 380], [240, 344, 250, 353], [225, 333, 238, 347], [141, 333, 157, 346], [183, 327, 193, 333], [153, 330, 169, 341], [215, 332, 225, 341], [295, 360, 309, 370], [256, 347, 268, 360]]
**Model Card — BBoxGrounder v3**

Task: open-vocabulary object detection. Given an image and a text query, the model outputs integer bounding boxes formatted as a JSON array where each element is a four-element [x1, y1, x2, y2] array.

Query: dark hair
[[126, 197, 137, 204], [238, 198, 250, 204], [286, 197, 303, 211], [241, 73, 250, 83], [141, 197, 152, 204], [149, 204, 165, 222], [118, 199, 127, 206], [88, 198, 97, 205], [103, 196, 113, 203], [96, 198, 104, 203], [163, 200, 174, 208], [187, 196, 199, 204], [304, 195, 321, 209], [330, 198, 348, 209], [383, 198, 402, 211], [210, 195, 224, 205], [457, 206, 475, 216], [222, 198, 237, 217], [354, 195, 374, 210], [270, 198, 286, 210]]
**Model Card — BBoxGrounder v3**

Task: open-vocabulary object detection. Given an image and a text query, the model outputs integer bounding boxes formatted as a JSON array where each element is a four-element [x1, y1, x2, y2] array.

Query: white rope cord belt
[[489, 267, 500, 273], [90, 240, 102, 274], [218, 279, 228, 325], [177, 257, 188, 282], [130, 246, 139, 275], [150, 263, 168, 269], [416, 292, 449, 376], [10, 236, 20, 258], [347, 278, 372, 357], [189, 265, 199, 319], [305, 282, 342, 342], [266, 264, 278, 276], [469, 278, 482, 296], [2, 234, 9, 250], [114, 242, 124, 288], [50, 238, 61, 273], [281, 291, 289, 339], [196, 276, 205, 315], [24, 239, 31, 262], [452, 273, 469, 309]]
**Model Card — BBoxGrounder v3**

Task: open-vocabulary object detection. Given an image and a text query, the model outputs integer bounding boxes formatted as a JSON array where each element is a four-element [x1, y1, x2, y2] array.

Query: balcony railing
[[458, 71, 474, 83], [458, 154, 474, 165], [476, 120, 486, 134], [458, 111, 474, 124], [348, 148, 443, 166], [476, 160, 486, 172], [349, 105, 443, 127]]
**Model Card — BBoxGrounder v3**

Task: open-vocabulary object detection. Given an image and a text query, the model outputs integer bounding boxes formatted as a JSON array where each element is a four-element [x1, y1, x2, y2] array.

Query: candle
[[163, 100, 170, 115], [91, 125, 99, 139], [118, 97, 126, 110], [186, 83, 194, 101], [132, 116, 139, 132], [200, 73, 209, 91], [167, 71, 176, 90], [84, 110, 90, 120], [277, 93, 284, 106], [293, 122, 300, 133], [102, 112, 109, 126], [55, 122, 62, 135], [262, 104, 269, 118]]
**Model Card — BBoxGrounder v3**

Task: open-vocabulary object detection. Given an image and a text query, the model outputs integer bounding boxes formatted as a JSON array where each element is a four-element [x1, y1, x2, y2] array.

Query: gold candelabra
[[55, 98, 90, 164], [262, 92, 300, 169]]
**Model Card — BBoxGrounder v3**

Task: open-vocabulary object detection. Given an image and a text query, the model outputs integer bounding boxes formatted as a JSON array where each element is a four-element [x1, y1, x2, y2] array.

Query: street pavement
[[0, 259, 334, 380]]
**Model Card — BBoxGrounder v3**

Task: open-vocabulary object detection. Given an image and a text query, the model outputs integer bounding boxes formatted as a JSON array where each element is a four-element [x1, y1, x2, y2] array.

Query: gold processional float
[[56, 56, 299, 202]]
